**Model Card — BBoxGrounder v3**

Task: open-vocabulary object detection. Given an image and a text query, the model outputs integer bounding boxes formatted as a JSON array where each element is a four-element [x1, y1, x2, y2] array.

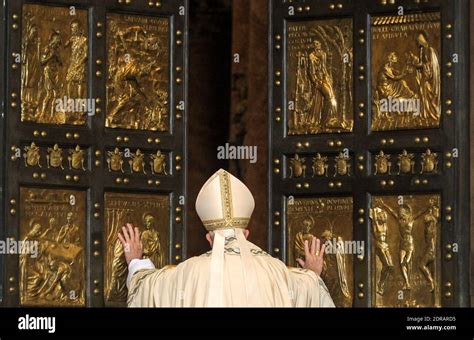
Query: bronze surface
[[19, 187, 86, 306], [287, 197, 354, 307], [370, 194, 441, 307], [21, 4, 88, 125], [104, 192, 169, 305], [287, 19, 353, 135], [106, 13, 170, 131], [371, 13, 441, 131]]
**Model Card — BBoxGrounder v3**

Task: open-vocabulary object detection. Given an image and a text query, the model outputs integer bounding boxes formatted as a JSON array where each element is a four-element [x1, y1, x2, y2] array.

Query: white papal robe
[[127, 237, 335, 307]]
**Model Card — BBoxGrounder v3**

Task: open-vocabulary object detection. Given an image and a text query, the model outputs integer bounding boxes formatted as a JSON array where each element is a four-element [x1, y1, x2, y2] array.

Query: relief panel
[[287, 152, 352, 179], [105, 147, 169, 176], [106, 13, 170, 131], [286, 18, 353, 135], [371, 149, 440, 176], [371, 13, 441, 131], [19, 187, 86, 306], [369, 194, 441, 307], [21, 4, 89, 125], [287, 197, 354, 307], [104, 192, 169, 305]]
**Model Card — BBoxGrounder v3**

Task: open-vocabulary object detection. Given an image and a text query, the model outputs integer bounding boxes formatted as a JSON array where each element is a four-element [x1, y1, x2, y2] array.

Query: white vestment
[[127, 236, 335, 308]]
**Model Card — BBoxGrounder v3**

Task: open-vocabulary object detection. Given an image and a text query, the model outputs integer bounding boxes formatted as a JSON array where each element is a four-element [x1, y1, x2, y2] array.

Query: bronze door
[[2, 0, 188, 307], [269, 0, 470, 307]]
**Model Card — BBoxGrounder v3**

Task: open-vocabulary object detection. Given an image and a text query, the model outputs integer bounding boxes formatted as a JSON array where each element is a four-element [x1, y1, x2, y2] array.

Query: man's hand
[[117, 223, 143, 265], [297, 237, 325, 276]]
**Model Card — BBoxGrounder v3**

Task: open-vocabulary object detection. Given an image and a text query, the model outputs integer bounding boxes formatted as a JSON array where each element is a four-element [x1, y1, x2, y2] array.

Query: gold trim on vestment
[[202, 170, 250, 231]]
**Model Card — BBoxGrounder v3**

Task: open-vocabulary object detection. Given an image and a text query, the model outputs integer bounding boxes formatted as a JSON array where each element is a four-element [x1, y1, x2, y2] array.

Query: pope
[[118, 169, 335, 307]]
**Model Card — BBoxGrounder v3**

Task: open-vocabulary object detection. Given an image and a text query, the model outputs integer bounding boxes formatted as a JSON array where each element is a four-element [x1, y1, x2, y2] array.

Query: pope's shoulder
[[167, 243, 316, 279]]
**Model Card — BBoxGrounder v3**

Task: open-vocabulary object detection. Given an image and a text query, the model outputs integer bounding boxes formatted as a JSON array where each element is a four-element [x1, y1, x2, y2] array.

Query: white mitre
[[195, 168, 255, 231], [195, 169, 261, 306]]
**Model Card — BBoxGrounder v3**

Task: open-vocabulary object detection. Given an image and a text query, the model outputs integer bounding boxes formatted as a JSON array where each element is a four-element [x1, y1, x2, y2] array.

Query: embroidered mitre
[[195, 169, 255, 231]]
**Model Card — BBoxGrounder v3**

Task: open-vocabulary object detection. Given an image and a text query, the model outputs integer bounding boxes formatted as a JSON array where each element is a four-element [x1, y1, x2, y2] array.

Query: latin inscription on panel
[[371, 13, 441, 131], [287, 197, 353, 307], [104, 192, 169, 305]]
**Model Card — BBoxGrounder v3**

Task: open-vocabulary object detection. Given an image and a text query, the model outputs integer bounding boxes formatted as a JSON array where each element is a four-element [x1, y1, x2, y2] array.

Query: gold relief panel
[[106, 148, 168, 175], [23, 142, 42, 168], [369, 195, 441, 307], [21, 4, 89, 125], [372, 149, 439, 176], [287, 197, 354, 307], [149, 150, 168, 175], [68, 145, 87, 171], [287, 152, 352, 179], [19, 187, 86, 306], [104, 192, 169, 305], [371, 13, 441, 131], [288, 154, 307, 178], [286, 19, 353, 135], [106, 13, 170, 131], [22, 142, 88, 171]]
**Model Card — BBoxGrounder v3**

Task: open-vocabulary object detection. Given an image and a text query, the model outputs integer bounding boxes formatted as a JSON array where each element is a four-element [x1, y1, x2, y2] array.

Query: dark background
[[187, 0, 269, 257], [469, 0, 474, 309]]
